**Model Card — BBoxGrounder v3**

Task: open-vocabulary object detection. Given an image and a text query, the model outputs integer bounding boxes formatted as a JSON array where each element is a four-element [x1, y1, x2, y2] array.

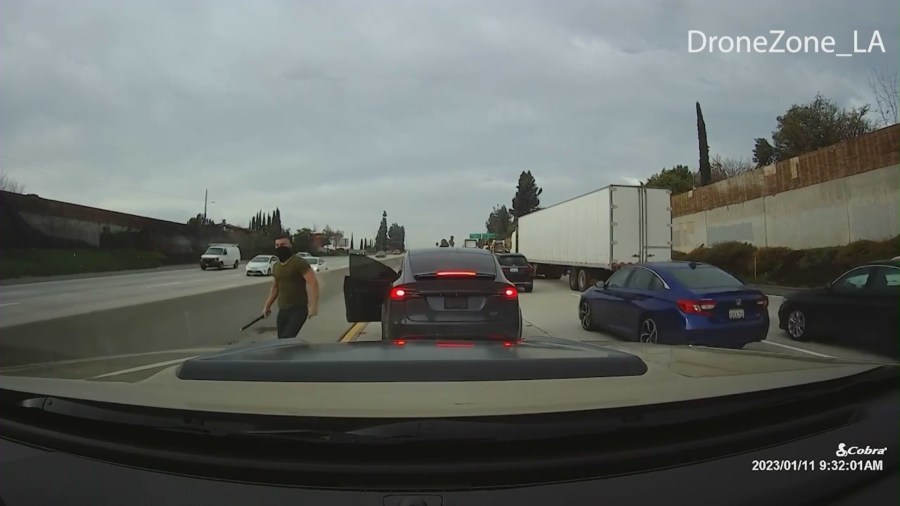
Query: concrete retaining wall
[[672, 124, 900, 251]]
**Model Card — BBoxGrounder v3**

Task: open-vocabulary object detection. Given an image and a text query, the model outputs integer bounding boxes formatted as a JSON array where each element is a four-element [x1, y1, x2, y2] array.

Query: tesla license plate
[[445, 297, 468, 309], [729, 308, 745, 320]]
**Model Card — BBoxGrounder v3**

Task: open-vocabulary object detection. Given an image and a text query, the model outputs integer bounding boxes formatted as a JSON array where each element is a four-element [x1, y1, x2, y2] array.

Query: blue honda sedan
[[578, 262, 770, 349]]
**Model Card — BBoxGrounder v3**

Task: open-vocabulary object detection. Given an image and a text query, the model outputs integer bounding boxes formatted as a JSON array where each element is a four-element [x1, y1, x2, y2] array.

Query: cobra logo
[[836, 443, 888, 457]]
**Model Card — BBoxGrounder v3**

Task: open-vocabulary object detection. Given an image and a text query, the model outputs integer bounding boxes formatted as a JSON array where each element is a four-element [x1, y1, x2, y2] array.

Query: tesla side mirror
[[595, 280, 606, 289]]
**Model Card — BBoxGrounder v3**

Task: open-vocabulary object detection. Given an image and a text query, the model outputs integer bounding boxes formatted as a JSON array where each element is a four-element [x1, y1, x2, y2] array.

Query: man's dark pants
[[277, 305, 309, 338]]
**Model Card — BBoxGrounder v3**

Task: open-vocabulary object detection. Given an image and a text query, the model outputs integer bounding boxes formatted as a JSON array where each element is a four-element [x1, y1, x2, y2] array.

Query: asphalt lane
[[1, 261, 891, 380], [348, 276, 894, 363], [0, 256, 400, 372], [0, 256, 351, 328]]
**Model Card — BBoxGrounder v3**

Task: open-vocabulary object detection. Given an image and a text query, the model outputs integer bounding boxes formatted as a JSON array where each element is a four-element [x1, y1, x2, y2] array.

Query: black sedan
[[778, 259, 899, 357], [343, 248, 523, 341], [495, 253, 534, 292]]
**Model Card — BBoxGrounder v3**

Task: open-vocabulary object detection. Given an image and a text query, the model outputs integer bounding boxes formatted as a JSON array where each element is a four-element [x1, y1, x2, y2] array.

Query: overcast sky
[[1, 0, 896, 248]]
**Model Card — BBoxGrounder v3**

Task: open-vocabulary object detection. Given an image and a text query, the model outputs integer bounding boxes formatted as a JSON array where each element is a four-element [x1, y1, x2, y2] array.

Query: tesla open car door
[[343, 254, 398, 322]]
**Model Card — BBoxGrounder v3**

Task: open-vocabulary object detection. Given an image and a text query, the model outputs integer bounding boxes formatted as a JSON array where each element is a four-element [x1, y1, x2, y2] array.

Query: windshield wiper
[[232, 418, 627, 444]]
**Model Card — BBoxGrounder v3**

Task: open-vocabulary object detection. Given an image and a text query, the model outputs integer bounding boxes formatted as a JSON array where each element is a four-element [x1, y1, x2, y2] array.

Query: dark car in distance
[[578, 261, 769, 349], [495, 253, 534, 292], [343, 248, 523, 341]]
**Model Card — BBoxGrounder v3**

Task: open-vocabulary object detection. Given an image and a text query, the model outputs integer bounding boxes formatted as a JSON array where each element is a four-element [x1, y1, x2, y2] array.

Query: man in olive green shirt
[[263, 236, 320, 338]]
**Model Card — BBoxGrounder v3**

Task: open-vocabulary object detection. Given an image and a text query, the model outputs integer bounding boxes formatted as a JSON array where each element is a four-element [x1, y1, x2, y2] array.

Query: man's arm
[[263, 278, 279, 316], [303, 268, 320, 317]]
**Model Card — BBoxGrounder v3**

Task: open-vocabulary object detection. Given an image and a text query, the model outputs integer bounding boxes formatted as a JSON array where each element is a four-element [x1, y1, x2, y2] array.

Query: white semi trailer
[[510, 185, 672, 292]]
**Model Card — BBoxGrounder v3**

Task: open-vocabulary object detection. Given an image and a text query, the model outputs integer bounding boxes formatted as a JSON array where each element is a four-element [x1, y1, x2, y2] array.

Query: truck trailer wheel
[[577, 269, 590, 292], [568, 270, 579, 291]]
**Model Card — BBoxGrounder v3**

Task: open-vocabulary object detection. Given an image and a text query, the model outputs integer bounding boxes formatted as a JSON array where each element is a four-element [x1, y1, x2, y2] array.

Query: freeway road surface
[[0, 264, 893, 380], [0, 256, 352, 328], [346, 275, 894, 364]]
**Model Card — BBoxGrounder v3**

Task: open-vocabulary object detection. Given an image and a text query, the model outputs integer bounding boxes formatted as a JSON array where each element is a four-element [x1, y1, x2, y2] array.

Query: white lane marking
[[0, 302, 21, 307], [570, 293, 580, 297], [760, 340, 835, 358], [145, 281, 185, 289], [90, 356, 199, 379]]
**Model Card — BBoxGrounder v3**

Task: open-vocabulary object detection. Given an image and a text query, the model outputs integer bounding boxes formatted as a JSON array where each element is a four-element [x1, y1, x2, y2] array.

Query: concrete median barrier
[[0, 257, 402, 368]]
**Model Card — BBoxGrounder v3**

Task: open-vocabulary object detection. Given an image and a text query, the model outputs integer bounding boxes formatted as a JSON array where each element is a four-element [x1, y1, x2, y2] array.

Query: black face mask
[[275, 246, 293, 262]]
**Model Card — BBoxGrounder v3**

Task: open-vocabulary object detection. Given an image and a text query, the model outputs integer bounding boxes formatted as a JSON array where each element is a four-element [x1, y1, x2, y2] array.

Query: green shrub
[[0, 249, 165, 279], [697, 241, 757, 278], [675, 235, 899, 288]]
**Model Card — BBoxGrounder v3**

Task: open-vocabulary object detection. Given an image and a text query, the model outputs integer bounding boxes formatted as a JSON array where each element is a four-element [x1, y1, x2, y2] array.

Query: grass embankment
[[0, 249, 167, 280], [673, 236, 899, 288]]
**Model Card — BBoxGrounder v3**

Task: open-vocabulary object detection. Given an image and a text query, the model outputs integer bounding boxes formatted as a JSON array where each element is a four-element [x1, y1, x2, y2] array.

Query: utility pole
[[203, 189, 208, 224]]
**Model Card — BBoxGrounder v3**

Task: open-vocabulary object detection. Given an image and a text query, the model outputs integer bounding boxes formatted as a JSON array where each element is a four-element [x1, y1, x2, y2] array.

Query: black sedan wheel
[[787, 308, 810, 341], [579, 301, 596, 331]]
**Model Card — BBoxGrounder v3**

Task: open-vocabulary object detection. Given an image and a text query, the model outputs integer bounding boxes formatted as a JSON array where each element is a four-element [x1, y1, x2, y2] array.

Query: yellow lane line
[[339, 322, 367, 343]]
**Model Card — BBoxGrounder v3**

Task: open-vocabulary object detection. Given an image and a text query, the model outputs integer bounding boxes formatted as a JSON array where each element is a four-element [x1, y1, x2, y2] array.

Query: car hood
[[0, 338, 893, 418]]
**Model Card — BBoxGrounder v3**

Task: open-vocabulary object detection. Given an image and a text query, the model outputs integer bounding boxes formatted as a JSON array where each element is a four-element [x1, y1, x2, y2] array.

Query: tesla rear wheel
[[638, 318, 659, 344], [787, 309, 810, 341], [579, 301, 596, 331]]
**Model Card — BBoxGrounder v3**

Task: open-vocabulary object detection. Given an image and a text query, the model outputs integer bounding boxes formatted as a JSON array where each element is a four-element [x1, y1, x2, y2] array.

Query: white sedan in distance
[[245, 255, 277, 276], [307, 257, 328, 272]]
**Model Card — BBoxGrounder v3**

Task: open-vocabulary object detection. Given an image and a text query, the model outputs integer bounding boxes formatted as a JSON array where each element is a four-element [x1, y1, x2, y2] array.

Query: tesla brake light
[[757, 296, 769, 308], [390, 287, 407, 300], [503, 286, 518, 299], [676, 299, 716, 315], [437, 271, 477, 277]]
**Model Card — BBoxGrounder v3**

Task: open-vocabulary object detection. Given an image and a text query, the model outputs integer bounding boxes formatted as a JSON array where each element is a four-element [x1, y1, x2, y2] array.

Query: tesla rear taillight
[[390, 287, 412, 300], [393, 339, 406, 346], [757, 297, 769, 308], [437, 271, 476, 277], [676, 299, 716, 316], [503, 286, 518, 299]]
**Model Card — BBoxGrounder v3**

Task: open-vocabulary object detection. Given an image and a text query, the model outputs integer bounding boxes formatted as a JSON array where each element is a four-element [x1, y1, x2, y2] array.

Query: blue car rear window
[[669, 266, 743, 289]]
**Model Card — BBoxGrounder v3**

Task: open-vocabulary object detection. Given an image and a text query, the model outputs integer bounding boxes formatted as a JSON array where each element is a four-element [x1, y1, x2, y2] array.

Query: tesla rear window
[[410, 252, 497, 274], [669, 266, 743, 289], [497, 255, 529, 267]]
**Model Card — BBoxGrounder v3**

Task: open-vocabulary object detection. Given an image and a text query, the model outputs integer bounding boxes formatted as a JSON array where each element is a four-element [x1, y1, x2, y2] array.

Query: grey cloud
[[0, 0, 896, 247]]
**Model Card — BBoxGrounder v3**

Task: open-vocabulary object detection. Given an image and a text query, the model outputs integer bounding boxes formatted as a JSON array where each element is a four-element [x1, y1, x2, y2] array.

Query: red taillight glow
[[676, 299, 716, 315], [393, 339, 406, 345], [503, 286, 517, 299], [503, 341, 515, 347], [436, 342, 474, 348], [389, 287, 407, 300], [436, 271, 476, 277]]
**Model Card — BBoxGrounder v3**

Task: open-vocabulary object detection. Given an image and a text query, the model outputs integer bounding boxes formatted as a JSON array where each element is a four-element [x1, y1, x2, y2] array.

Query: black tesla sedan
[[344, 248, 523, 341]]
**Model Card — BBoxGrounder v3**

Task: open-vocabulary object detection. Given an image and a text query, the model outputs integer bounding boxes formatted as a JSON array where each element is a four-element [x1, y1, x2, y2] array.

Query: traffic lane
[[0, 264, 197, 286], [535, 277, 895, 363], [0, 257, 402, 377], [0, 256, 354, 328], [351, 278, 893, 363]]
